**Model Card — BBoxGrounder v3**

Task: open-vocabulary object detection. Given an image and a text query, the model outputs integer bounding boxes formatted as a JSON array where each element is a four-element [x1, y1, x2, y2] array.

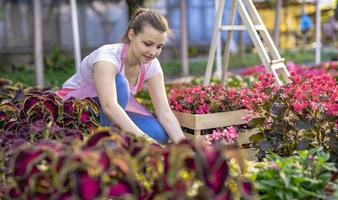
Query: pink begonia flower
[[226, 127, 238, 142], [184, 96, 193, 104], [293, 102, 304, 113], [326, 103, 338, 116], [205, 127, 238, 145]]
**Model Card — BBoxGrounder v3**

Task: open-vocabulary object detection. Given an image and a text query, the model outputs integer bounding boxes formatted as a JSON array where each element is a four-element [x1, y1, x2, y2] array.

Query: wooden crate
[[237, 128, 259, 161], [174, 109, 258, 161], [173, 109, 248, 136]]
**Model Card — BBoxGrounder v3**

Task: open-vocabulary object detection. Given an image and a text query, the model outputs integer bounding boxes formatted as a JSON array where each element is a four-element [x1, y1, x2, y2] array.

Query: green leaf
[[248, 117, 266, 128], [279, 171, 290, 188], [249, 132, 264, 143]]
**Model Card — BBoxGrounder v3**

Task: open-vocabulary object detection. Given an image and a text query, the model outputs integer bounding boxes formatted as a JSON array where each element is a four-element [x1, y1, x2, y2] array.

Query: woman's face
[[128, 25, 167, 64]]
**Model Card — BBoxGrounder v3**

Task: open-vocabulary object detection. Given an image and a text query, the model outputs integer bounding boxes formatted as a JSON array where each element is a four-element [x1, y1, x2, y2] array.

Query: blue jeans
[[94, 74, 169, 144]]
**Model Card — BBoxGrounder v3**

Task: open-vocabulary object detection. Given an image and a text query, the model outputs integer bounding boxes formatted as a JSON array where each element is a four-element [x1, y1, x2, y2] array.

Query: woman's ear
[[128, 29, 135, 41]]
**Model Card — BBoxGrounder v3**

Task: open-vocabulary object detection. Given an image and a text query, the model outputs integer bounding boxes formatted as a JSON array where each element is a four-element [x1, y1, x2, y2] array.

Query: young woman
[[58, 8, 186, 144]]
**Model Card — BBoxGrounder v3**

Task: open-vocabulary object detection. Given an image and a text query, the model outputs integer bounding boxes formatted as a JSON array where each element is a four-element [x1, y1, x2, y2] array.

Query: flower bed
[[240, 72, 338, 162]]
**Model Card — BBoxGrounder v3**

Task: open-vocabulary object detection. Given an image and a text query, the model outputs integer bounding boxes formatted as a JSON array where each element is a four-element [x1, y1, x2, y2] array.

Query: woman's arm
[[146, 72, 186, 143], [93, 61, 146, 136]]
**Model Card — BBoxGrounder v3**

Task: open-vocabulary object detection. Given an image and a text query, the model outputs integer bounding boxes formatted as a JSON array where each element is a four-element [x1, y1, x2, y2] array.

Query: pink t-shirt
[[63, 43, 162, 89]]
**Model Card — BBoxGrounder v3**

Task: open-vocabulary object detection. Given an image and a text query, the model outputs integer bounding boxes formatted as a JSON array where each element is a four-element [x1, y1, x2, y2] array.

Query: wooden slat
[[194, 109, 247, 129], [173, 111, 197, 130], [173, 109, 248, 130]]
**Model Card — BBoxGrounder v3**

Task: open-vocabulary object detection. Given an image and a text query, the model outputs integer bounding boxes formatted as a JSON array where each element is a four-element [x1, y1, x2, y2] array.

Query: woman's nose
[[148, 48, 157, 56]]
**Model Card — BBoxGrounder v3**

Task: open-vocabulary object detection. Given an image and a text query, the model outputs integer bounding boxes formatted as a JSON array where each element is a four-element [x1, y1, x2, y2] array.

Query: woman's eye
[[144, 42, 151, 46]]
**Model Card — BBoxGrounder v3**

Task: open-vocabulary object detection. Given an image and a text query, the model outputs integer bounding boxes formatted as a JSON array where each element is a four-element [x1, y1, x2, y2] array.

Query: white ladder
[[204, 0, 290, 86]]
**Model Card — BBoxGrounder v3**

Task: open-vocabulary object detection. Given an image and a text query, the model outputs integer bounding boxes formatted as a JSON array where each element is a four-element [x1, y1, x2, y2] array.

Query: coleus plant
[[0, 78, 27, 104], [0, 89, 100, 187], [0, 90, 99, 135], [240, 72, 338, 162], [1, 128, 254, 199]]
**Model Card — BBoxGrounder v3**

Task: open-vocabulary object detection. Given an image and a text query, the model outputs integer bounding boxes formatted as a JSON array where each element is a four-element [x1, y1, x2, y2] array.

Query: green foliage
[[45, 46, 75, 71], [0, 5, 4, 19], [252, 148, 337, 200]]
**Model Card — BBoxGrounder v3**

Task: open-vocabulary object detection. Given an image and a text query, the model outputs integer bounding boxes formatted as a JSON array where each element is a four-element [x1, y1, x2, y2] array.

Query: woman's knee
[[150, 122, 169, 144], [145, 119, 169, 144], [127, 112, 169, 144]]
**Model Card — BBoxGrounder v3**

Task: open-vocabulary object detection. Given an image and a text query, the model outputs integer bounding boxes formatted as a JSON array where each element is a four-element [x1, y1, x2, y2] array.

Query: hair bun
[[131, 7, 149, 20]]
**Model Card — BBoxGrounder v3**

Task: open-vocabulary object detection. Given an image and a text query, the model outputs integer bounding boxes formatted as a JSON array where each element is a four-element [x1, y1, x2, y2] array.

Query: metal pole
[[33, 0, 44, 87], [273, 0, 282, 48], [180, 0, 189, 76], [70, 0, 81, 72], [215, 0, 222, 79], [315, 0, 321, 65]]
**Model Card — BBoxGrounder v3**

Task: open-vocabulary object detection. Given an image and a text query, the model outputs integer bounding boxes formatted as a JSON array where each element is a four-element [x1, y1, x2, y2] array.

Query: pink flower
[[293, 101, 304, 113], [326, 103, 338, 116], [205, 127, 238, 145]]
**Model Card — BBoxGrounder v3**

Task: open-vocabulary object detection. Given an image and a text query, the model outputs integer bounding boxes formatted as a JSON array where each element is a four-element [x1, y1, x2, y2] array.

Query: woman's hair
[[121, 7, 169, 43]]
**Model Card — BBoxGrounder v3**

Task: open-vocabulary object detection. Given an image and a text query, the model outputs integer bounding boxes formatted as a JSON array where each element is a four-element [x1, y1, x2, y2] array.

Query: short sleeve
[[145, 58, 162, 80], [86, 44, 122, 72]]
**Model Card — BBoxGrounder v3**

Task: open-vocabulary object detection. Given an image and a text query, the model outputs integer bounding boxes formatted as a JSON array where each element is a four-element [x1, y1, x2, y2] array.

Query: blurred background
[[0, 0, 337, 87]]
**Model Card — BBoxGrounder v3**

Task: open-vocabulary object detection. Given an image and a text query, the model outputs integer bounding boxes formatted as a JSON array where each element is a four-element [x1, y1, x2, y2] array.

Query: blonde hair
[[121, 7, 169, 43]]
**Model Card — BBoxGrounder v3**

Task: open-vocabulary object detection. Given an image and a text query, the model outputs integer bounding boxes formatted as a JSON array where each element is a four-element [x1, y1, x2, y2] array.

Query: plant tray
[[173, 109, 248, 135], [174, 109, 258, 161]]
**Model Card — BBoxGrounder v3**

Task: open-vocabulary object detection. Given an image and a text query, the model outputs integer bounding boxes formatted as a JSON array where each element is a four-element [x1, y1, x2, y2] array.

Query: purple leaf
[[242, 181, 253, 196], [98, 151, 110, 171], [162, 151, 170, 173], [4, 120, 19, 132], [80, 111, 90, 123], [63, 101, 74, 115], [7, 186, 21, 199], [55, 156, 67, 172], [74, 170, 101, 200], [19, 109, 27, 120], [44, 92, 57, 101], [85, 131, 111, 148], [200, 147, 229, 194], [62, 117, 74, 128], [44, 99, 59, 122], [185, 157, 195, 170], [14, 149, 41, 177], [108, 182, 131, 197], [23, 96, 41, 113]]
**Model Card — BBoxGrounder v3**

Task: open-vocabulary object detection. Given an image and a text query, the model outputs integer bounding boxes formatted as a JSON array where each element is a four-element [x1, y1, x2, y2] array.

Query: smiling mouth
[[144, 55, 154, 60]]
